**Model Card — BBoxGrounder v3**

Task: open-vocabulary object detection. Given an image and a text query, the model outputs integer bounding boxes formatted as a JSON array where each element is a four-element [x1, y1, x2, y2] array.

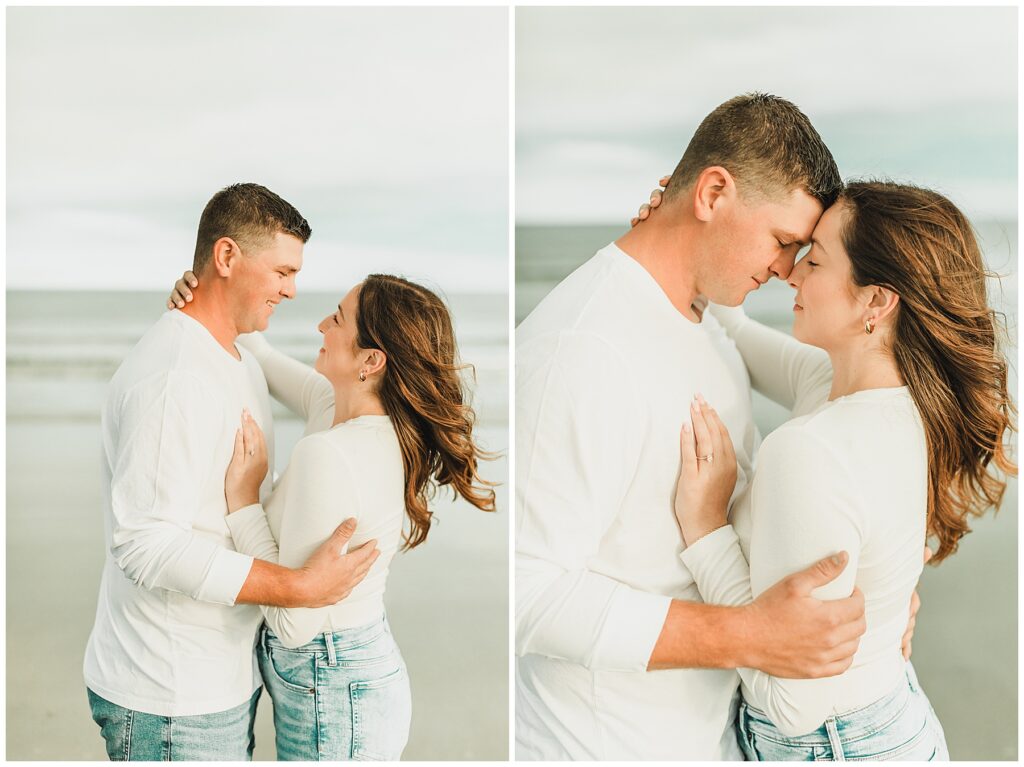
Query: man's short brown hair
[[192, 183, 311, 274], [665, 93, 842, 208]]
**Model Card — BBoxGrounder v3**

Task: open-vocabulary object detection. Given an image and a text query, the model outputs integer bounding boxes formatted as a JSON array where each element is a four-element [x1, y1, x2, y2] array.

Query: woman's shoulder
[[760, 389, 921, 475], [305, 416, 401, 465]]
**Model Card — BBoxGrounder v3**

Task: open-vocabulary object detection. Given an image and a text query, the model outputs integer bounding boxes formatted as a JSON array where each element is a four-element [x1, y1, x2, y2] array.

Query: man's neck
[[180, 290, 241, 360], [614, 208, 702, 323]]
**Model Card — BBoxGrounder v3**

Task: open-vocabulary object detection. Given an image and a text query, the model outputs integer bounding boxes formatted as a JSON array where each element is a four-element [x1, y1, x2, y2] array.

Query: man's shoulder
[[517, 245, 640, 343], [108, 314, 224, 407]]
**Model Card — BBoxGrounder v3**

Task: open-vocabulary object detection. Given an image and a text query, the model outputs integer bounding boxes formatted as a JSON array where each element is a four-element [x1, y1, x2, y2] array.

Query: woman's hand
[[674, 394, 737, 546], [629, 175, 669, 227], [225, 409, 268, 513], [167, 270, 199, 309]]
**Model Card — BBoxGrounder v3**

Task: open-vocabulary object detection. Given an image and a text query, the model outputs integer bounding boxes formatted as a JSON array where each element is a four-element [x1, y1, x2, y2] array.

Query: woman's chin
[[791, 321, 812, 347]]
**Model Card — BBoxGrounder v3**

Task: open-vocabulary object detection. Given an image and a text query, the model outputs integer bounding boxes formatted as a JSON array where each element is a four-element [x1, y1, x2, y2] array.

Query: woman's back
[[225, 414, 406, 649], [730, 386, 927, 734]]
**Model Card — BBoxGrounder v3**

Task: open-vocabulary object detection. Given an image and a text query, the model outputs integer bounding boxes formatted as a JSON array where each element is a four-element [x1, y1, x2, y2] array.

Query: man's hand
[[741, 552, 867, 678], [295, 518, 380, 608], [630, 175, 670, 227], [902, 545, 933, 660]]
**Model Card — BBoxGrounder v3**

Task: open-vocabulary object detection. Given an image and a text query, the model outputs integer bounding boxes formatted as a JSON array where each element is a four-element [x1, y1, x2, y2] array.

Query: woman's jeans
[[86, 687, 261, 761], [738, 662, 948, 761], [257, 616, 411, 761]]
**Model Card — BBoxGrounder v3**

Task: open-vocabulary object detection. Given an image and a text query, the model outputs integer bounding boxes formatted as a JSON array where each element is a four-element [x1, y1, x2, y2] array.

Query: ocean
[[514, 221, 1018, 760], [6, 289, 509, 760]]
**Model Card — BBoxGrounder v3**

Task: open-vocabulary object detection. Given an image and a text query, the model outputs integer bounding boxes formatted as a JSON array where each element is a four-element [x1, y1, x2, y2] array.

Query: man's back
[[84, 310, 274, 717], [515, 244, 758, 759]]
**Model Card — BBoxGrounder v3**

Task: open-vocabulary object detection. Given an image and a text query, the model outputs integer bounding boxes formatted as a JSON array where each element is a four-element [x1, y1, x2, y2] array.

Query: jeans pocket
[[87, 689, 132, 761], [263, 645, 318, 696], [350, 666, 412, 761]]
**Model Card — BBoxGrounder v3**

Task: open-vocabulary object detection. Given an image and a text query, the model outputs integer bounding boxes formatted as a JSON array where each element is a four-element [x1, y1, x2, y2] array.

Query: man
[[84, 184, 378, 760], [515, 94, 868, 760]]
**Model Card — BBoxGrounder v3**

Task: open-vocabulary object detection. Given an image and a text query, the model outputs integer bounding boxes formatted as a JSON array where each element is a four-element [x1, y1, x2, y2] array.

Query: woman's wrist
[[677, 500, 729, 547], [681, 517, 728, 548], [226, 492, 261, 514]]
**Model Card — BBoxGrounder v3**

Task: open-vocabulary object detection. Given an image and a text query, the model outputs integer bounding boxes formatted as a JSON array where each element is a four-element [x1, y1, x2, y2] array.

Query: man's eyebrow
[[778, 231, 809, 246]]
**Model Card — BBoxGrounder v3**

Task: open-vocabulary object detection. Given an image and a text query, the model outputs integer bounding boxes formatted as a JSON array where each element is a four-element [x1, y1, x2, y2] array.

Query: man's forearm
[[647, 598, 751, 670], [234, 558, 310, 608]]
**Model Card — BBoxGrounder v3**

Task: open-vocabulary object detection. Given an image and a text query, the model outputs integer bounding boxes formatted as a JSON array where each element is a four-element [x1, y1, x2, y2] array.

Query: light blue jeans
[[87, 686, 261, 761], [257, 616, 412, 761], [737, 662, 949, 761]]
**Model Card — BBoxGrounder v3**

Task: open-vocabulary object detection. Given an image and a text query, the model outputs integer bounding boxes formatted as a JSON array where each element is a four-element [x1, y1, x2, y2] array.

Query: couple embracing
[[515, 93, 1015, 761], [84, 184, 495, 760]]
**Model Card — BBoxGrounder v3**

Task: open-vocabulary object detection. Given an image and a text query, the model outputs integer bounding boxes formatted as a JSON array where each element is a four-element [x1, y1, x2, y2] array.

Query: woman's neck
[[827, 344, 905, 400], [331, 386, 387, 427]]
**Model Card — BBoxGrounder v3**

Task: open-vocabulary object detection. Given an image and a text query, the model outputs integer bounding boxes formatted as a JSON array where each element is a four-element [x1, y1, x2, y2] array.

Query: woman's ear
[[363, 349, 387, 378], [866, 285, 900, 326]]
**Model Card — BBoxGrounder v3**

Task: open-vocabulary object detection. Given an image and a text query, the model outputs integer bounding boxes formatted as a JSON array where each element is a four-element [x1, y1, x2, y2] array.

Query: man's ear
[[211, 237, 243, 278], [693, 166, 736, 223]]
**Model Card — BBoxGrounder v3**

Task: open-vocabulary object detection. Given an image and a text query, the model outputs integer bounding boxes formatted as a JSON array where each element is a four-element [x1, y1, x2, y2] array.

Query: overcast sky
[[517, 6, 1017, 224], [7, 7, 508, 291]]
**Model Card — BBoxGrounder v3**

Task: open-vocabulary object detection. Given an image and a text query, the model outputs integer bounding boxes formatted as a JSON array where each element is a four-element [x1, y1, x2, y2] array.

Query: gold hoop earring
[[864, 319, 874, 335]]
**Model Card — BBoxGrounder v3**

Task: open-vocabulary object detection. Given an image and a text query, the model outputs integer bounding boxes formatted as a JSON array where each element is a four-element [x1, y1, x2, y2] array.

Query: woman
[[654, 181, 1014, 760], [169, 272, 496, 760]]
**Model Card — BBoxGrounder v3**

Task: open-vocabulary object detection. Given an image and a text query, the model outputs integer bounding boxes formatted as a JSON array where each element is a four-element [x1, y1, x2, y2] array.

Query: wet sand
[[6, 419, 509, 760]]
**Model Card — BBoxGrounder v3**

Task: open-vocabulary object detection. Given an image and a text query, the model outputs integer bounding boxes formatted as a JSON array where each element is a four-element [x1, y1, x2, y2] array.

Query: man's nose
[[769, 250, 798, 281], [281, 277, 296, 299]]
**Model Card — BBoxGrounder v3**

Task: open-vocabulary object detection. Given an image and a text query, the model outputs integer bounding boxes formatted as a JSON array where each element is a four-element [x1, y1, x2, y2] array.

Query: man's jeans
[[258, 617, 411, 760], [87, 687, 261, 761], [737, 662, 949, 761]]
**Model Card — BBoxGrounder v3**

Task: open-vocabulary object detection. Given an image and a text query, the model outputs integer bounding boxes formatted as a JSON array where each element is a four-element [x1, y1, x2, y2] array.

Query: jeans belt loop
[[825, 716, 846, 761], [324, 632, 337, 667]]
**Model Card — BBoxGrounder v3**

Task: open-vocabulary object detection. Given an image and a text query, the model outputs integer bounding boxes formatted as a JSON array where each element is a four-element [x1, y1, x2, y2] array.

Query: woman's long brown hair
[[840, 181, 1016, 563], [355, 274, 496, 549]]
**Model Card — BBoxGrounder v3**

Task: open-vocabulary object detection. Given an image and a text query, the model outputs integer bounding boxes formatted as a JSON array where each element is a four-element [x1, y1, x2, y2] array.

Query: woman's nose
[[788, 260, 806, 290]]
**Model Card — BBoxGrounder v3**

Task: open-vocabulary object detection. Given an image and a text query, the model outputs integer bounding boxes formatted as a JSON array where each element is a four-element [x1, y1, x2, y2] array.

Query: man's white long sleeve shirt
[[84, 310, 274, 716], [515, 245, 758, 760]]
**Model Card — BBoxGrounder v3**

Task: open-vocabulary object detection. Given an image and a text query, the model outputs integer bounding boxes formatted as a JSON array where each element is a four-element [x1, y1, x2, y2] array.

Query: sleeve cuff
[[224, 503, 266, 535], [590, 586, 672, 672], [679, 524, 739, 576], [224, 503, 280, 564], [194, 547, 255, 606]]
